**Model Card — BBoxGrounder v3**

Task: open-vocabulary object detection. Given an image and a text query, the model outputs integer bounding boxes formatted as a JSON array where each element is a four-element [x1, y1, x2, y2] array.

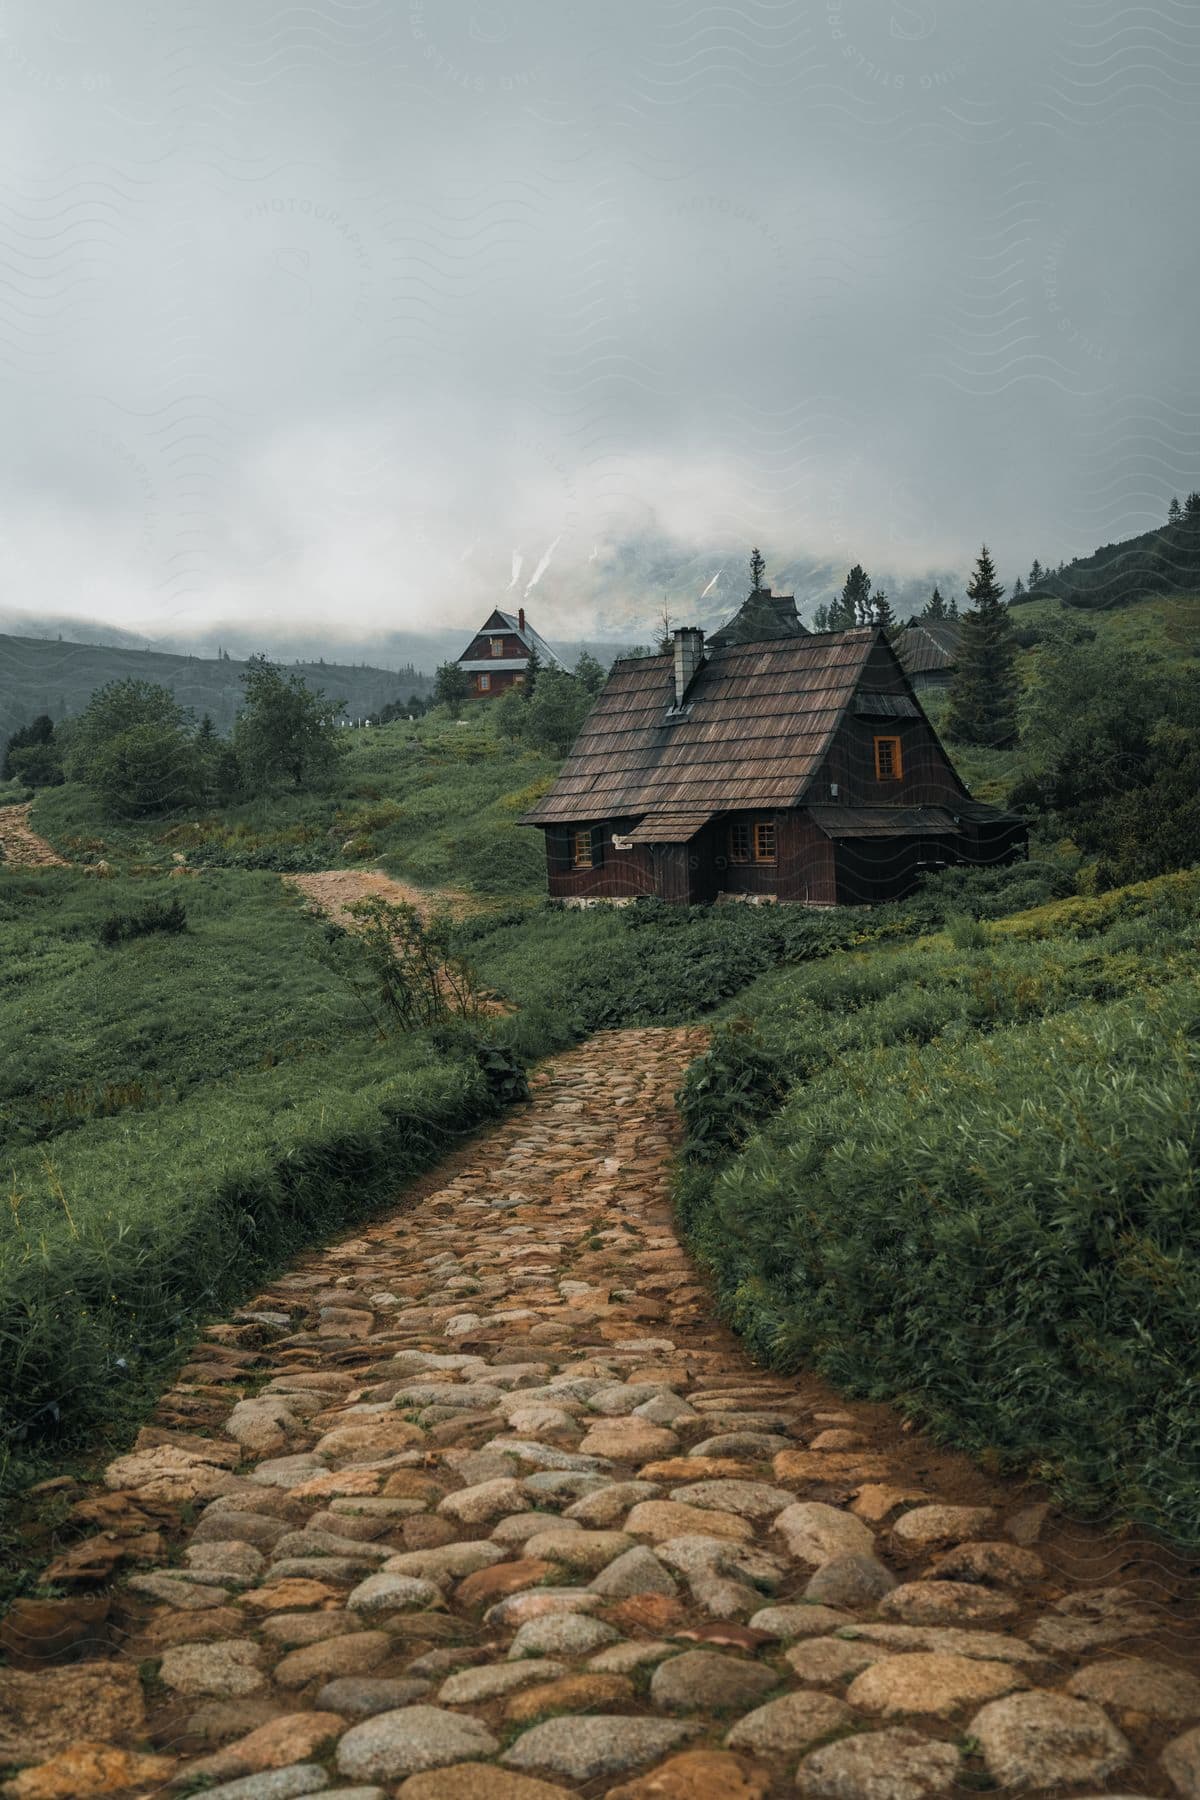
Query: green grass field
[[4, 595, 1197, 1577]]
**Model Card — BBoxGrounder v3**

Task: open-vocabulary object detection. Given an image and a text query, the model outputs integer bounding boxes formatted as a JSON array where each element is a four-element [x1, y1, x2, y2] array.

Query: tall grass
[[675, 870, 1200, 1542]]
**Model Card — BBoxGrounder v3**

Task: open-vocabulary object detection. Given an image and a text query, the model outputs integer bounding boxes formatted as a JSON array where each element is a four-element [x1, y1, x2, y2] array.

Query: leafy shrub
[[98, 896, 189, 947], [675, 872, 1200, 1542]]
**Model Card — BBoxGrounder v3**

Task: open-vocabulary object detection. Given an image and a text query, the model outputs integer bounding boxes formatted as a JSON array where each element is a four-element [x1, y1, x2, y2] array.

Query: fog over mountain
[[0, 0, 1196, 649]]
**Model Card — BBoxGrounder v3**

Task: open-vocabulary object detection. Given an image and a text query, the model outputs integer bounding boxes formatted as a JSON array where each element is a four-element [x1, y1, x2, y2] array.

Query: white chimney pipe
[[673, 626, 704, 708]]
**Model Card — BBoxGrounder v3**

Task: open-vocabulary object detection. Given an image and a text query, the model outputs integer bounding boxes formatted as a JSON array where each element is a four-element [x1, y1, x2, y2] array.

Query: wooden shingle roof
[[893, 619, 963, 675], [520, 628, 878, 826]]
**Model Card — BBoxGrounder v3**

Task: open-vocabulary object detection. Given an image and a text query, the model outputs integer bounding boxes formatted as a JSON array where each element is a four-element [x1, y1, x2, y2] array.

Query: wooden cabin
[[520, 625, 1025, 907], [893, 617, 963, 691], [455, 606, 565, 700]]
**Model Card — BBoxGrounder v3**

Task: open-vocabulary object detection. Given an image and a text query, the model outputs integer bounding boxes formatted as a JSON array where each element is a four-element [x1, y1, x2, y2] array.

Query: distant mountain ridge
[[0, 635, 436, 745]]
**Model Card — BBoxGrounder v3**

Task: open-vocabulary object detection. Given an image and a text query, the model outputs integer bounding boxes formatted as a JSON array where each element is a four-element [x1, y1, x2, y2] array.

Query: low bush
[[675, 870, 1200, 1542], [98, 895, 188, 946]]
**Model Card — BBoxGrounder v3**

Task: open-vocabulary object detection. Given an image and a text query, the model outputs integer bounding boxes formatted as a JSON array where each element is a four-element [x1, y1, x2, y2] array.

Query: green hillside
[[1028, 505, 1200, 614], [0, 632, 434, 743]]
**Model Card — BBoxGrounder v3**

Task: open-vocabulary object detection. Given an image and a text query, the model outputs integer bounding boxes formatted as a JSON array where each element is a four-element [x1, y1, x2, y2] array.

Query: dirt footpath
[[0, 803, 69, 869], [2, 1029, 1199, 1798], [285, 869, 474, 922]]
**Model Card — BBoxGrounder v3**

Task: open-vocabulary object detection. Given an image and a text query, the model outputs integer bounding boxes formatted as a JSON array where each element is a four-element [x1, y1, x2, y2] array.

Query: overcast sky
[[1, 0, 1197, 643]]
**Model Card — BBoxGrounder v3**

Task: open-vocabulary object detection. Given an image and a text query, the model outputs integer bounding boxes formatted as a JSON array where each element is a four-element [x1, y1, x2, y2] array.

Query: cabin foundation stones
[[3, 1028, 1197, 1798]]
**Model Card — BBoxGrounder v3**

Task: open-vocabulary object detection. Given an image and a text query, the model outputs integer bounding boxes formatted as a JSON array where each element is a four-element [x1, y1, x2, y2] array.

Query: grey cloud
[[0, 0, 1196, 647]]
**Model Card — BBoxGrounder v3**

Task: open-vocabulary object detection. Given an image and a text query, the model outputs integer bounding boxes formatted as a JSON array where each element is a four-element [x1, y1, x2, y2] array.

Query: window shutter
[[590, 824, 605, 867], [547, 827, 570, 873]]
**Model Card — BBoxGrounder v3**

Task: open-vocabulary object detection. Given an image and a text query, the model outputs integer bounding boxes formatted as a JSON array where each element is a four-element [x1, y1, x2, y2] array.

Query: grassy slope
[[0, 632, 431, 743], [676, 870, 1200, 1541]]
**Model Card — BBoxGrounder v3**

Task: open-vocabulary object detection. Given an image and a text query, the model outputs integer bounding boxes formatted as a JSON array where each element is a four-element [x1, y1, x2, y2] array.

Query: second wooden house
[[520, 624, 1025, 906], [455, 606, 565, 701]]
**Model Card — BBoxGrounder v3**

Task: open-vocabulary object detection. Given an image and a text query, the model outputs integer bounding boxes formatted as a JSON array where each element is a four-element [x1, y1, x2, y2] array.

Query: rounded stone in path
[[273, 1630, 393, 1690], [925, 1539, 1045, 1587], [725, 1689, 854, 1755], [890, 1504, 994, 1549], [797, 1726, 961, 1798], [504, 1671, 634, 1722], [563, 1481, 660, 1526], [455, 1558, 555, 1609], [578, 1418, 678, 1460], [749, 1604, 852, 1640], [0, 1743, 175, 1800], [605, 1749, 771, 1799], [589, 1544, 676, 1597], [336, 1705, 499, 1782], [804, 1554, 896, 1609], [158, 1639, 265, 1698], [176, 1768, 335, 1800], [0, 1663, 146, 1763], [507, 1612, 619, 1658], [183, 1711, 347, 1782], [969, 1691, 1132, 1786], [1064, 1655, 1200, 1722], [847, 1651, 1027, 1719], [501, 1715, 697, 1782], [878, 1580, 1017, 1624], [669, 1479, 794, 1521], [316, 1676, 434, 1716], [785, 1638, 895, 1683], [649, 1649, 777, 1713], [346, 1573, 443, 1616], [438, 1479, 526, 1525], [625, 1500, 753, 1543], [1162, 1723, 1200, 1796], [437, 1662, 566, 1705], [396, 1765, 573, 1799], [775, 1502, 876, 1566], [522, 1528, 632, 1574]]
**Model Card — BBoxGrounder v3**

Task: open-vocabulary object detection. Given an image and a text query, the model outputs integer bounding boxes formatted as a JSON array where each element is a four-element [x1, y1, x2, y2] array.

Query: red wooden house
[[520, 624, 1025, 906], [456, 606, 565, 700]]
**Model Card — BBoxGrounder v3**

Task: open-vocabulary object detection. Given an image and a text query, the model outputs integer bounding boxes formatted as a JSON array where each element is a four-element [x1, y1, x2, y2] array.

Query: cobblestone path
[[3, 1029, 1199, 1799], [0, 804, 69, 869]]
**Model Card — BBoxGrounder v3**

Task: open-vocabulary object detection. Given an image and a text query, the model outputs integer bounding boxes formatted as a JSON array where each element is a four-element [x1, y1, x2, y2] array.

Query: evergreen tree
[[1168, 495, 1182, 525], [197, 713, 218, 749], [522, 642, 541, 700], [1012, 575, 1025, 598], [944, 544, 1017, 748], [831, 564, 871, 629], [811, 603, 831, 632], [432, 661, 471, 719], [1185, 491, 1200, 517], [947, 593, 959, 620], [573, 650, 606, 697], [923, 585, 947, 621], [872, 590, 896, 630], [493, 685, 527, 742], [750, 546, 766, 592], [1028, 558, 1043, 590]]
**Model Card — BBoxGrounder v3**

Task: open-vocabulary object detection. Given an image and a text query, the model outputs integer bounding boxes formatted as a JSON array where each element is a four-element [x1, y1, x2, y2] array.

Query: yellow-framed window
[[753, 821, 776, 863], [729, 822, 751, 864], [874, 735, 903, 779], [572, 829, 594, 869], [490, 637, 504, 656]]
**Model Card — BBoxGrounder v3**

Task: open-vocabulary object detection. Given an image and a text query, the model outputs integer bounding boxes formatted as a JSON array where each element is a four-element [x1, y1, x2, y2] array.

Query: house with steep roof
[[893, 617, 963, 691], [707, 584, 807, 649], [456, 607, 565, 700], [519, 624, 1024, 906]]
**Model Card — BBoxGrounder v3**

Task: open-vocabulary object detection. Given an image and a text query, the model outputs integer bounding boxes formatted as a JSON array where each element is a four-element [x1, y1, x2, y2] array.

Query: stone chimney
[[672, 626, 705, 708], [518, 606, 526, 634]]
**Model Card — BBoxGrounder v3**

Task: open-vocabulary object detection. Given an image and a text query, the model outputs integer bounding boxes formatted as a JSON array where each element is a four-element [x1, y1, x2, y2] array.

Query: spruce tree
[[522, 642, 541, 700], [1185, 492, 1200, 518], [947, 593, 959, 620], [1168, 495, 1182, 524], [945, 544, 1017, 747], [812, 602, 831, 632], [872, 589, 895, 630], [1012, 575, 1025, 598], [923, 585, 947, 620], [1028, 558, 1043, 590], [832, 564, 871, 628], [750, 546, 766, 591]]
